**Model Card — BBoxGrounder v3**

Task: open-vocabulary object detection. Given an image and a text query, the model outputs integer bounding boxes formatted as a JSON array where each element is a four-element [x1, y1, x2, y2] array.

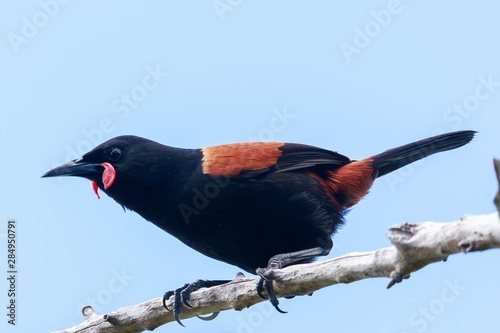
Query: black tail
[[372, 130, 476, 178]]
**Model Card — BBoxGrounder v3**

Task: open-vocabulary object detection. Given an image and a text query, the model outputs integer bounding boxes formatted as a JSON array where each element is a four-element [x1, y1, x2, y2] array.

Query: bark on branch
[[54, 213, 500, 333]]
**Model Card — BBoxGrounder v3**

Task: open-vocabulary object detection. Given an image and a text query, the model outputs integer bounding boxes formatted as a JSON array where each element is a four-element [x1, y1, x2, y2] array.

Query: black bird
[[43, 130, 475, 324]]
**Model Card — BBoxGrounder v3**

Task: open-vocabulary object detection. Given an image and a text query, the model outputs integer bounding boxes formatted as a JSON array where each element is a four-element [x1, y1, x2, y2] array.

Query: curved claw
[[255, 275, 287, 313], [270, 300, 287, 314], [196, 312, 220, 321], [256, 278, 267, 299], [180, 290, 193, 308], [163, 279, 231, 326], [263, 280, 287, 314], [163, 291, 174, 311], [173, 288, 185, 327]]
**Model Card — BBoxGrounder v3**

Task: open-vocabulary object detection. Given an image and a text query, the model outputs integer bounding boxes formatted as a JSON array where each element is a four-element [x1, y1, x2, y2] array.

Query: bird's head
[[42, 135, 174, 206]]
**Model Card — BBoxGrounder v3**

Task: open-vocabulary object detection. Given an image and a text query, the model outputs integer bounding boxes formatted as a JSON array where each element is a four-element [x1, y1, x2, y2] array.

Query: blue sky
[[2, 1, 500, 332]]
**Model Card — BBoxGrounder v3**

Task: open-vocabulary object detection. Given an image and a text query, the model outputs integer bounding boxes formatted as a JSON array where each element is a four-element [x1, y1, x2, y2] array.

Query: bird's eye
[[108, 148, 121, 161]]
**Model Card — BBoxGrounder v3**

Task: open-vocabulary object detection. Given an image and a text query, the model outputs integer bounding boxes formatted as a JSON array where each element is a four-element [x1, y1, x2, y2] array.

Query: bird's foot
[[254, 247, 330, 313], [255, 267, 287, 314], [163, 279, 231, 326]]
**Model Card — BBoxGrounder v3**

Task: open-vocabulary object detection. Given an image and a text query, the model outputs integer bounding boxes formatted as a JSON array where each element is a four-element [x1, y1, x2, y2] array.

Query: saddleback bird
[[43, 130, 475, 325]]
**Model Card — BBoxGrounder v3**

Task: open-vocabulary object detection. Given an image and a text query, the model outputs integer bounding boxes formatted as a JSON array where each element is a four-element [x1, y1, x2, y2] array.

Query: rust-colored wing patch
[[202, 142, 285, 176], [307, 158, 376, 209]]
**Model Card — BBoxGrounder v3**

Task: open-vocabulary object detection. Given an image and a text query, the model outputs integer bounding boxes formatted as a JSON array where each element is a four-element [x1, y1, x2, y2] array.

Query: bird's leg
[[163, 279, 231, 326], [256, 247, 330, 313]]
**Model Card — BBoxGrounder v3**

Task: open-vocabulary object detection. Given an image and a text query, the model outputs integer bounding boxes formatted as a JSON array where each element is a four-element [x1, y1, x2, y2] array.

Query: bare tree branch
[[54, 213, 500, 333]]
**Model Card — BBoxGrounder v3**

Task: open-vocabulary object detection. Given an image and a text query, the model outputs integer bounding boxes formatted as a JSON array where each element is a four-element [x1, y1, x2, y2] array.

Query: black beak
[[42, 157, 102, 178]]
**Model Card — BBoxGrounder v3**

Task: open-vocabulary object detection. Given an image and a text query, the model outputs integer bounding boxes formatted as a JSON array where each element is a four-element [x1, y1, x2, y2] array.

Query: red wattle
[[91, 180, 100, 199], [101, 162, 116, 189]]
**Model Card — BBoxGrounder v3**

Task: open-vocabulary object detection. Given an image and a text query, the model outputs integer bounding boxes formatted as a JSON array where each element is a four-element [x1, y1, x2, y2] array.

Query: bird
[[42, 130, 475, 325]]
